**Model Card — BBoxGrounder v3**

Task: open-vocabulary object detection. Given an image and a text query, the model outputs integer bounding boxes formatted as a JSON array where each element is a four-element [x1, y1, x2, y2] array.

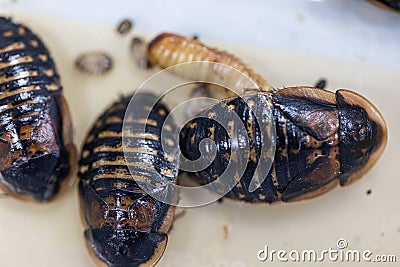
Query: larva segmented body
[[79, 93, 179, 267], [0, 17, 76, 202], [148, 32, 272, 98], [180, 87, 387, 203]]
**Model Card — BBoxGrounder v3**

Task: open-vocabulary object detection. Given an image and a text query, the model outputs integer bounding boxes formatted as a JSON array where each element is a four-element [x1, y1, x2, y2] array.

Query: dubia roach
[[0, 17, 76, 202], [79, 93, 179, 266], [180, 87, 387, 203]]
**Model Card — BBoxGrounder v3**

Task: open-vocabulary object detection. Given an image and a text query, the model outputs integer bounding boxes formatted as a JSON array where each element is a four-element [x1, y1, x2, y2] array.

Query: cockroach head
[[336, 89, 387, 186], [85, 227, 167, 267], [0, 152, 65, 201]]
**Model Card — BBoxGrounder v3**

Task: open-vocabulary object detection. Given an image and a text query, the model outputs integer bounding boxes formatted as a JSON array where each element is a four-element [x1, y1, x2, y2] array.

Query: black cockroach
[[0, 17, 76, 202], [367, 0, 400, 12], [147, 32, 387, 203], [79, 93, 179, 266], [180, 87, 387, 203]]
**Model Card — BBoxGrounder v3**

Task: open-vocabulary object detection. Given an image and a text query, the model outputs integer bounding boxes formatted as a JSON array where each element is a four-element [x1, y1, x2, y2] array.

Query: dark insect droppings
[[75, 52, 113, 75], [116, 18, 133, 35], [222, 223, 229, 240], [314, 78, 327, 89], [130, 37, 153, 69], [366, 189, 372, 195]]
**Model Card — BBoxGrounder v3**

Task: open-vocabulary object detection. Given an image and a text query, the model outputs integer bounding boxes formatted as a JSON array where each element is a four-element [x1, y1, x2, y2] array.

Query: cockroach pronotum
[[367, 0, 400, 12], [180, 87, 387, 203], [79, 93, 179, 266], [0, 17, 76, 202], [147, 32, 387, 203]]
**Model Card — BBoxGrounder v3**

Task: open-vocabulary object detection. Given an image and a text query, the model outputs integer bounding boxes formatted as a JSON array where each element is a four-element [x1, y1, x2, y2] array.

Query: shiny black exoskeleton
[[368, 0, 400, 11], [180, 87, 386, 203], [79, 93, 179, 267], [0, 17, 75, 202]]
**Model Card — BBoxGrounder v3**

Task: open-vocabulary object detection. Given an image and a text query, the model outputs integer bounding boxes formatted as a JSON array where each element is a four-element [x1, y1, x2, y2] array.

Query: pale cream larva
[[147, 32, 273, 99]]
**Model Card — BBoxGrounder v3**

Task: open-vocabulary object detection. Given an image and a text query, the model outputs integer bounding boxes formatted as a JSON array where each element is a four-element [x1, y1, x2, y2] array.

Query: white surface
[[1, 0, 400, 67], [0, 1, 399, 267]]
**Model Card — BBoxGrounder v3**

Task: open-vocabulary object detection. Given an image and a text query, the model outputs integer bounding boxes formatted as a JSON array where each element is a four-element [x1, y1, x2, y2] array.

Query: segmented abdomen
[[148, 33, 272, 96], [180, 93, 341, 203], [0, 17, 74, 202], [0, 17, 61, 143], [79, 93, 179, 267]]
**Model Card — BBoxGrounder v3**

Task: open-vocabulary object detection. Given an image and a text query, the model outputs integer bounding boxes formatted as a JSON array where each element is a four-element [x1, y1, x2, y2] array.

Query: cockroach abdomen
[[79, 93, 179, 266], [0, 17, 76, 202]]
